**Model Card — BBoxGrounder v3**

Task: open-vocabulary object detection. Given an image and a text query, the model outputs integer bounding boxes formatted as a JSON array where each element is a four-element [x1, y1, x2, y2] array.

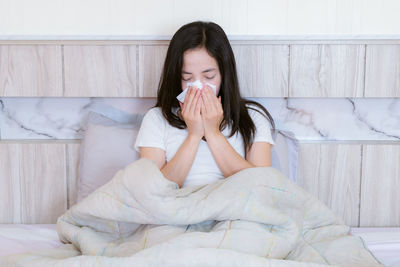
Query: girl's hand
[[179, 86, 204, 140], [200, 85, 223, 139]]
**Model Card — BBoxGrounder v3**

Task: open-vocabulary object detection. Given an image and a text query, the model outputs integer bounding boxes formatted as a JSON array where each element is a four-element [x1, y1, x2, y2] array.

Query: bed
[[0, 98, 397, 266], [0, 224, 398, 266], [1, 38, 399, 266]]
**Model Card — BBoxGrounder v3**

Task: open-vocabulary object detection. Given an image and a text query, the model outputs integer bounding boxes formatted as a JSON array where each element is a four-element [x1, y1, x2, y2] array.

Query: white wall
[[0, 0, 400, 37]]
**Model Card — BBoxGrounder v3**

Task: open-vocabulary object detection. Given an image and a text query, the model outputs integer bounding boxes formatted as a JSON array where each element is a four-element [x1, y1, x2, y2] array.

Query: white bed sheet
[[0, 224, 62, 257], [350, 227, 400, 267], [0, 224, 399, 266]]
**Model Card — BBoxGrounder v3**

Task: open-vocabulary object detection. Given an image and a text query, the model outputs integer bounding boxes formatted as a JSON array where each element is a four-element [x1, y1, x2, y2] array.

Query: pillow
[[270, 129, 299, 183], [76, 111, 144, 202], [76, 108, 299, 203]]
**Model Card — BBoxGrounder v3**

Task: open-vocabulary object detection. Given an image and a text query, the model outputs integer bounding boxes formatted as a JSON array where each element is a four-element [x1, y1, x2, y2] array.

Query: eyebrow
[[182, 68, 216, 74]]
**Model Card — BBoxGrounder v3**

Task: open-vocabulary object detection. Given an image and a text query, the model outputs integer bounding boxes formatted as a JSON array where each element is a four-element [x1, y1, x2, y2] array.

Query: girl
[[134, 21, 275, 188]]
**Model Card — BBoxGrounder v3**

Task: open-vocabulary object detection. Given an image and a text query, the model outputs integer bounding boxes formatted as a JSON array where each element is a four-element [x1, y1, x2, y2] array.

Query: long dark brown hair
[[154, 20, 275, 157]]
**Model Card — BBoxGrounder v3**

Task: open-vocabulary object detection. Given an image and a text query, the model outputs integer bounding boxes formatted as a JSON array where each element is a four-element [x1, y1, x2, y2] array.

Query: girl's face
[[181, 47, 221, 95]]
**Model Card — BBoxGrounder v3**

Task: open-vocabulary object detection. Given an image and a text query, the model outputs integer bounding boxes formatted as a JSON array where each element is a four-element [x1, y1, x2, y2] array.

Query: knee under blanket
[[1, 158, 383, 267]]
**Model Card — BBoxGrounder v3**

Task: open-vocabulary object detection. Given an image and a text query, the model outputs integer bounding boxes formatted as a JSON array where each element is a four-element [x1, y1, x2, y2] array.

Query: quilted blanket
[[0, 158, 383, 266]]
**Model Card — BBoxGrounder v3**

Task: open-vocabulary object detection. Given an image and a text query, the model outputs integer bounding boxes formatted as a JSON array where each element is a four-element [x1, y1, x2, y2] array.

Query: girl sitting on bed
[[134, 21, 275, 188]]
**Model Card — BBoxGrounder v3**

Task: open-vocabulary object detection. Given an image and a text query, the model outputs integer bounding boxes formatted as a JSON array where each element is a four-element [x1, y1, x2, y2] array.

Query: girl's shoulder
[[244, 103, 273, 127], [142, 107, 167, 125], [145, 106, 163, 118], [145, 106, 179, 117], [146, 106, 161, 114], [245, 102, 264, 115]]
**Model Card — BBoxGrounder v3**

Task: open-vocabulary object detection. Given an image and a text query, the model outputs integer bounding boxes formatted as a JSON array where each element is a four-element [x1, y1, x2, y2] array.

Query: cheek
[[215, 77, 222, 95]]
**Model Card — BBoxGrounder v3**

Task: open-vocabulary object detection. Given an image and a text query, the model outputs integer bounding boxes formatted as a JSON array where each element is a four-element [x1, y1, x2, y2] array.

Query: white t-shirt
[[134, 105, 274, 187]]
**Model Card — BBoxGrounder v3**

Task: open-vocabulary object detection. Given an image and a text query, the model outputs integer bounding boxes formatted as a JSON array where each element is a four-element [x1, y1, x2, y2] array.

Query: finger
[[182, 86, 191, 107], [200, 96, 203, 115], [201, 93, 208, 115], [195, 93, 202, 116], [206, 85, 214, 95], [207, 87, 220, 111], [201, 96, 206, 117], [189, 88, 201, 115], [203, 88, 216, 113], [204, 84, 211, 91], [185, 86, 196, 112], [216, 95, 223, 114]]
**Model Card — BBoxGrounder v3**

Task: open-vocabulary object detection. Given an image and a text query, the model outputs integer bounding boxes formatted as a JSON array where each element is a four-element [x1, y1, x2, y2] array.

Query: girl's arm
[[160, 135, 201, 187], [200, 85, 272, 178], [205, 132, 272, 178], [139, 134, 202, 188], [140, 87, 204, 188]]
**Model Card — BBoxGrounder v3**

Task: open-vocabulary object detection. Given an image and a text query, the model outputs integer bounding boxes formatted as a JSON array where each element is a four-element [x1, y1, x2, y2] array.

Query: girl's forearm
[[205, 132, 254, 178], [160, 134, 201, 188]]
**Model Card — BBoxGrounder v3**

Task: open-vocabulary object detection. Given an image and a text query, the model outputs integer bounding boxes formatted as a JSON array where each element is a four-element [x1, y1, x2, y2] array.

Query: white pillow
[[76, 111, 143, 202], [271, 129, 299, 183], [76, 109, 299, 203]]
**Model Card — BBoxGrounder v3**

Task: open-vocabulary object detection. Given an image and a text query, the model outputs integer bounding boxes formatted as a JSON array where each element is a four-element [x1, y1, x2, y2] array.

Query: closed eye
[[182, 75, 215, 81]]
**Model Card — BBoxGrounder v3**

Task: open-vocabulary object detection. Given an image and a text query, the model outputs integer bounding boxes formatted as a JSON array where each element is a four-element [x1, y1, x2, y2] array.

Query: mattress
[[350, 227, 400, 267], [0, 224, 399, 266], [0, 224, 62, 257]]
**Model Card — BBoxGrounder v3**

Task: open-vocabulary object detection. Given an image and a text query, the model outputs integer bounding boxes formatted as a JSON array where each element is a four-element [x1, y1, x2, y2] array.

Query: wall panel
[[138, 45, 168, 97], [0, 143, 67, 223], [64, 45, 137, 97], [289, 45, 365, 97], [0, 40, 399, 226], [232, 45, 289, 97], [360, 144, 400, 226], [296, 143, 362, 226], [365, 45, 400, 97], [0, 45, 63, 96]]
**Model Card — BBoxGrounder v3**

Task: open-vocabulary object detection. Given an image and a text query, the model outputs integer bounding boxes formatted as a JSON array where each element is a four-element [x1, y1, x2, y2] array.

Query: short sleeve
[[134, 108, 166, 152], [248, 105, 275, 146]]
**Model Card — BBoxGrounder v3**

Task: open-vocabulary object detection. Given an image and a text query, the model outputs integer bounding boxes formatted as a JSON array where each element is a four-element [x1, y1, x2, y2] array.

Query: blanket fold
[[0, 157, 383, 267]]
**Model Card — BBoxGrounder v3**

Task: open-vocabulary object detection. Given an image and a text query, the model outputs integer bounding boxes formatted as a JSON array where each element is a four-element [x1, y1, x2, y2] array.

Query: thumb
[[179, 102, 183, 109], [218, 96, 221, 102]]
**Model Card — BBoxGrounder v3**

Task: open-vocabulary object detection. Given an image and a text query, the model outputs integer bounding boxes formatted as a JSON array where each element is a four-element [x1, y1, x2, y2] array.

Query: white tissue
[[176, 79, 217, 103]]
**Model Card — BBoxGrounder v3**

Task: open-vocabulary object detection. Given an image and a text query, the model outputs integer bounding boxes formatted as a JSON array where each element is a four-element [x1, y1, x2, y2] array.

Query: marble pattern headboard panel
[[0, 38, 399, 227], [0, 97, 399, 141]]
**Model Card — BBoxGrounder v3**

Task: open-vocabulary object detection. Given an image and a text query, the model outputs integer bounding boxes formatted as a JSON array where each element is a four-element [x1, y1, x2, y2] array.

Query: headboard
[[0, 37, 399, 226]]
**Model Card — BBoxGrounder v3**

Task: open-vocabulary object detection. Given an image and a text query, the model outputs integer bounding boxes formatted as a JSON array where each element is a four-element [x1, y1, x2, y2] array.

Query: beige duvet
[[0, 158, 383, 267]]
